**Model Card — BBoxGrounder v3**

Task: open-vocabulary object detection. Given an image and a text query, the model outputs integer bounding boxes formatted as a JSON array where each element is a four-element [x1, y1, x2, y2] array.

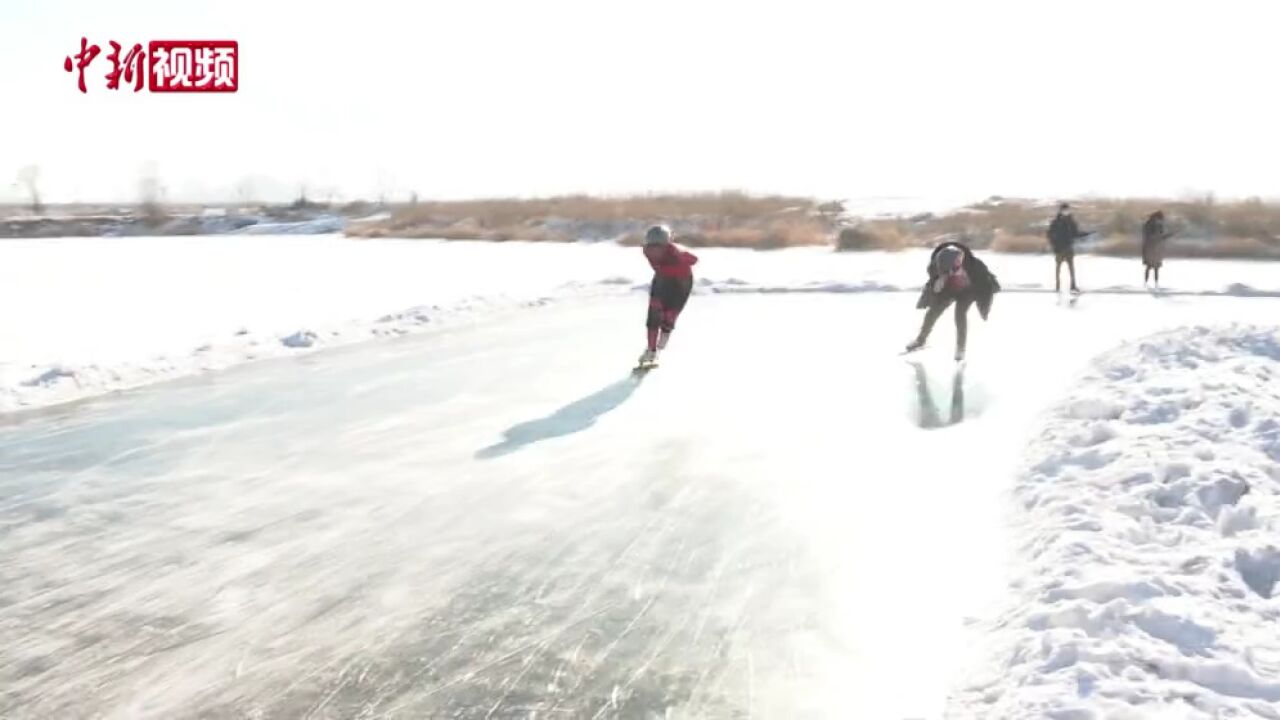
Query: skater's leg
[[645, 296, 664, 353], [910, 298, 951, 349], [657, 309, 678, 349], [1067, 256, 1079, 291], [1154, 266, 1160, 287], [954, 296, 974, 359], [657, 279, 692, 350], [1054, 257, 1063, 292], [1144, 265, 1151, 284]]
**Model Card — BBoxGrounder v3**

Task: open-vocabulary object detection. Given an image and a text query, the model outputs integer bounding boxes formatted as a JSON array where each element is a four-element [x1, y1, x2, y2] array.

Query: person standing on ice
[[639, 225, 698, 365], [905, 241, 1000, 361], [1142, 210, 1173, 287], [1047, 202, 1091, 294]]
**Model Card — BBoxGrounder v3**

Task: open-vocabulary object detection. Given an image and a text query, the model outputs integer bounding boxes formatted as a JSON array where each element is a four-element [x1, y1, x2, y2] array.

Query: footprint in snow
[[1068, 423, 1118, 448]]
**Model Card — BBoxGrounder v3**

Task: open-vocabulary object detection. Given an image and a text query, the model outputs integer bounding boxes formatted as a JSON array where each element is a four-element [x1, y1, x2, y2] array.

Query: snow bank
[[951, 326, 1280, 720], [228, 215, 346, 235], [0, 237, 633, 413], [5, 235, 1280, 414]]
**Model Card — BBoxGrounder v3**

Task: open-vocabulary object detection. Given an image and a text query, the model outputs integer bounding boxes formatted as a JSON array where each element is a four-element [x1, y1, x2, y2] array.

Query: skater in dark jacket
[[1142, 210, 1173, 287], [1047, 203, 1091, 293], [638, 225, 697, 365], [905, 241, 1000, 361]]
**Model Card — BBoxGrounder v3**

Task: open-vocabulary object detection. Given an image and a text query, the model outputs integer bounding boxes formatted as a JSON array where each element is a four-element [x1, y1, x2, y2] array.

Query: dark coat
[[916, 242, 1001, 319], [1047, 212, 1088, 254], [1141, 214, 1171, 268]]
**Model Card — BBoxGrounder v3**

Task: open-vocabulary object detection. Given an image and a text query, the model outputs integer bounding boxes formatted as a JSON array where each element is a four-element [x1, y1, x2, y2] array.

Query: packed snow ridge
[[951, 325, 1280, 720]]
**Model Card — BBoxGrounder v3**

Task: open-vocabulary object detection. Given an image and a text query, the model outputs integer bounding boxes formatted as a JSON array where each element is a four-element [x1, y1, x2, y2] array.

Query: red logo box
[[148, 40, 238, 92]]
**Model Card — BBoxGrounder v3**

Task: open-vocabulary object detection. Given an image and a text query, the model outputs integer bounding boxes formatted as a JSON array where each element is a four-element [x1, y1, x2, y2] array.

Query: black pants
[[647, 276, 693, 331], [1053, 246, 1078, 291], [914, 292, 975, 353]]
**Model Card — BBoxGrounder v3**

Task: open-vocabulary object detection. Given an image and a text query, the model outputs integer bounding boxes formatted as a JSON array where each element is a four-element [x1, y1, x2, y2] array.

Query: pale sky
[[3, 0, 1279, 204]]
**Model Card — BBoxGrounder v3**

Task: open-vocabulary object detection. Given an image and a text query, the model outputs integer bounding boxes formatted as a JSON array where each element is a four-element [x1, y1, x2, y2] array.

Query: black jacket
[[1047, 212, 1088, 251], [1141, 214, 1169, 244], [916, 242, 1001, 319]]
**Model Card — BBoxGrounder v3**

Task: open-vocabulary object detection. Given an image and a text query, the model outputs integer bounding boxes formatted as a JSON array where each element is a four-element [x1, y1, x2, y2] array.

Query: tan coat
[[1142, 215, 1170, 268]]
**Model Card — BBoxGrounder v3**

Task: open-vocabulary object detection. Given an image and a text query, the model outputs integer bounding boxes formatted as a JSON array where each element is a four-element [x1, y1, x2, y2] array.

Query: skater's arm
[[646, 243, 697, 274], [1057, 215, 1084, 239]]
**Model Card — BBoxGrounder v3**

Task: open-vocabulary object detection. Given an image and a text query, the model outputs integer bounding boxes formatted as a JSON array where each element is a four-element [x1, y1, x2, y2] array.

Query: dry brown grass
[[1177, 237, 1280, 259], [364, 192, 814, 228], [617, 220, 829, 250], [348, 192, 833, 248], [344, 192, 1280, 257], [1093, 235, 1280, 260], [988, 230, 1048, 254], [348, 220, 559, 242], [896, 196, 1280, 259], [346, 218, 548, 241], [1092, 235, 1142, 256], [1069, 197, 1280, 245]]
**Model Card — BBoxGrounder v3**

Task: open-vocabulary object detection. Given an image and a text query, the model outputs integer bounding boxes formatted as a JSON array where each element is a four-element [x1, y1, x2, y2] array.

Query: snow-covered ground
[[5, 234, 1280, 414], [0, 236, 631, 412], [951, 326, 1280, 719]]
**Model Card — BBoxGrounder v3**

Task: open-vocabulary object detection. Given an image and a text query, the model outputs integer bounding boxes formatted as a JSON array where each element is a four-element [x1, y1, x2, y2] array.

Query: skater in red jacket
[[639, 225, 698, 365]]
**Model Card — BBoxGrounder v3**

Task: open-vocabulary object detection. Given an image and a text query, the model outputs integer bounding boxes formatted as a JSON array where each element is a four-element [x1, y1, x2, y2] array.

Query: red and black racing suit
[[643, 242, 698, 351]]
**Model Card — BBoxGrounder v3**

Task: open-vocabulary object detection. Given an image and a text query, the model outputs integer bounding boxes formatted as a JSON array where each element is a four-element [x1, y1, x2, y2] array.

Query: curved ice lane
[[3, 292, 1280, 719]]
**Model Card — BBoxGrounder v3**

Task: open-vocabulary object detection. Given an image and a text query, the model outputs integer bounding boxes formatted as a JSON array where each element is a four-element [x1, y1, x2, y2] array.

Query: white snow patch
[[229, 215, 346, 235], [951, 325, 1280, 719]]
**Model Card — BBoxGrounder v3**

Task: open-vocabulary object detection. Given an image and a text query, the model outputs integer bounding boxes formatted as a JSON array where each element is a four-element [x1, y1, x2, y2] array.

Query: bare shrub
[[836, 222, 907, 251]]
